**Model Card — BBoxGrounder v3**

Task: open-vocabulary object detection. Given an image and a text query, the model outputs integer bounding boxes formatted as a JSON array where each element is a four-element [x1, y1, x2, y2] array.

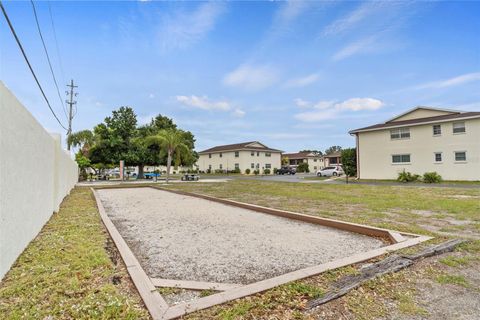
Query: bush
[[254, 169, 259, 175], [397, 170, 420, 183], [341, 148, 357, 177], [245, 168, 251, 174], [264, 168, 271, 174], [423, 172, 442, 183], [273, 168, 278, 174], [297, 162, 309, 173], [206, 169, 211, 174], [230, 168, 241, 174]]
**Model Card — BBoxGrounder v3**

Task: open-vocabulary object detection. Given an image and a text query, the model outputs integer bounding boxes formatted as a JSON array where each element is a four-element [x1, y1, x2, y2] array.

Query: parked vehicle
[[276, 166, 296, 175], [316, 166, 344, 177], [181, 174, 199, 181]]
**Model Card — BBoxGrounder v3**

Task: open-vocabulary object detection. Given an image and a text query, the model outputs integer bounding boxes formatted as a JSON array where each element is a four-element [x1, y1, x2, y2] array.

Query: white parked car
[[316, 166, 344, 177]]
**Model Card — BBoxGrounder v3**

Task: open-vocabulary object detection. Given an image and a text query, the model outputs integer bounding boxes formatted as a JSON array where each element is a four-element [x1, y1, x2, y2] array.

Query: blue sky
[[1, 1, 479, 152]]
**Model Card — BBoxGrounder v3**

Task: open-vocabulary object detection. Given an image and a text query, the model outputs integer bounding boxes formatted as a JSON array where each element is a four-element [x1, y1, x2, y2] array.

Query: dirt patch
[[97, 187, 384, 285]]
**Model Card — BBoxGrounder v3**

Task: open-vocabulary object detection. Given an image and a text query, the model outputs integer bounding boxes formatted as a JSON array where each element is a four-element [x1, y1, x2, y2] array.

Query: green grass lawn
[[163, 180, 480, 320], [0, 187, 149, 319], [1, 181, 478, 320]]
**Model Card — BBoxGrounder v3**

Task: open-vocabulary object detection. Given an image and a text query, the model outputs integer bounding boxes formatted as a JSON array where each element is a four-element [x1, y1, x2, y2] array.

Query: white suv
[[316, 166, 344, 177]]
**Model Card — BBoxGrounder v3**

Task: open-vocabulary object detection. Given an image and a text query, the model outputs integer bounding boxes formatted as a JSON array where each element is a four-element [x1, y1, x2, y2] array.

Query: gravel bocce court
[[97, 187, 385, 285]]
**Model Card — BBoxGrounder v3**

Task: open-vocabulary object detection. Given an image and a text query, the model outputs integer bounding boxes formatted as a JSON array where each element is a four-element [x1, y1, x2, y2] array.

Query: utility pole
[[66, 79, 78, 150]]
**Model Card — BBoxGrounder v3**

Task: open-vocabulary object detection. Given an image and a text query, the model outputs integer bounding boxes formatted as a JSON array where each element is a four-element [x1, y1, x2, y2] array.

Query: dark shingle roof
[[282, 152, 321, 159], [349, 112, 480, 134], [198, 141, 282, 154]]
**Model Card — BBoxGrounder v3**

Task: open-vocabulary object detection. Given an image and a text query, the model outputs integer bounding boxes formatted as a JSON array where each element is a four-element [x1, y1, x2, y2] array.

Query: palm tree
[[145, 129, 189, 183]]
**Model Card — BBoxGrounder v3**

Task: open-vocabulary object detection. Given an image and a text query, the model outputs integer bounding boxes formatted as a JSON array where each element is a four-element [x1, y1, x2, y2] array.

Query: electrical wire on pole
[[66, 79, 78, 150], [0, 1, 68, 131], [30, 0, 68, 121]]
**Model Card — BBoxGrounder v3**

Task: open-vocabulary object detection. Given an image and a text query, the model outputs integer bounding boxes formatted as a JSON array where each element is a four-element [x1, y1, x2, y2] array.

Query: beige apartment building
[[282, 152, 325, 171], [349, 107, 480, 181], [197, 141, 282, 174]]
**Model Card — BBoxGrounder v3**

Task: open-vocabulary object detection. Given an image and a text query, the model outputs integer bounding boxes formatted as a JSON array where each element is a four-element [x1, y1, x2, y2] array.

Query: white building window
[[219, 164, 223, 169], [208, 165, 212, 170], [390, 128, 410, 140], [455, 151, 466, 162], [208, 153, 211, 158], [235, 163, 239, 169], [433, 124, 441, 136], [392, 154, 410, 163], [251, 163, 254, 169], [257, 151, 260, 156], [251, 151, 254, 156], [434, 152, 442, 162], [219, 153, 222, 158], [235, 151, 239, 157], [265, 152, 271, 157], [265, 164, 271, 169], [256, 163, 260, 169], [453, 122, 466, 134]]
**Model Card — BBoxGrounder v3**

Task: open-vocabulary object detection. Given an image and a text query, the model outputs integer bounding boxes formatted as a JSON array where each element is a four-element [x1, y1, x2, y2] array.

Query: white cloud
[[294, 98, 310, 108], [335, 98, 384, 111], [232, 108, 246, 118], [332, 36, 377, 61], [223, 64, 279, 91], [294, 108, 340, 122], [158, 2, 225, 51], [323, 2, 383, 36], [415, 72, 480, 90], [176, 95, 230, 111], [294, 97, 384, 122], [285, 73, 319, 88], [148, 93, 155, 99]]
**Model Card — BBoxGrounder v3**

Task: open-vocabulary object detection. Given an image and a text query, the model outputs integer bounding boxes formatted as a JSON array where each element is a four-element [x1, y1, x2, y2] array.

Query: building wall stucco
[[357, 118, 480, 180], [197, 150, 281, 173], [0, 82, 78, 280]]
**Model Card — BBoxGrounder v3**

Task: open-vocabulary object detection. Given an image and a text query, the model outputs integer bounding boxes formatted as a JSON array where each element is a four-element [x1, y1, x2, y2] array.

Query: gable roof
[[349, 109, 480, 134], [385, 106, 461, 123], [282, 151, 322, 159], [198, 141, 282, 154]]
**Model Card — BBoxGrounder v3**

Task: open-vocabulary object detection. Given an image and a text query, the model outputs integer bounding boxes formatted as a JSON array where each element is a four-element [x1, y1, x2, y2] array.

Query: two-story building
[[349, 107, 480, 181], [197, 141, 282, 174], [282, 152, 325, 171]]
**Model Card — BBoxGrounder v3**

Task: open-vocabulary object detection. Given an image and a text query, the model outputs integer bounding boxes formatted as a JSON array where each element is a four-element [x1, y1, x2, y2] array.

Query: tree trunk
[[138, 164, 144, 179], [166, 150, 172, 183]]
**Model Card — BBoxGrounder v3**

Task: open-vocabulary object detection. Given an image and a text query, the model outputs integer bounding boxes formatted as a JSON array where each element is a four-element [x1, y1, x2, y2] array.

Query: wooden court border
[[92, 185, 432, 319]]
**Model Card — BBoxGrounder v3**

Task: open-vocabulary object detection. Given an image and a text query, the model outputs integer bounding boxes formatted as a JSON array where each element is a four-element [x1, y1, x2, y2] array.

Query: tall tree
[[145, 129, 189, 183], [325, 145, 343, 155]]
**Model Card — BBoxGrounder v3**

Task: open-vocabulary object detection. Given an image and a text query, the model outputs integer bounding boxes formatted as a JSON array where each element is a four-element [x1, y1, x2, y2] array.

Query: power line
[[30, 0, 68, 121], [0, 1, 68, 131], [47, 1, 65, 85]]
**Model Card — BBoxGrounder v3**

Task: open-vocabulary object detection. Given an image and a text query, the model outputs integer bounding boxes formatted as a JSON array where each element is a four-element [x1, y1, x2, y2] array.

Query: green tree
[[146, 129, 189, 183], [297, 162, 309, 173], [300, 149, 323, 156], [341, 148, 357, 181], [68, 130, 94, 155], [325, 145, 342, 155]]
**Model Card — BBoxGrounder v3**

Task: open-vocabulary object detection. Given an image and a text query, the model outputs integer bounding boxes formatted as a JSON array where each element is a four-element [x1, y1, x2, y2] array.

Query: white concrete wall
[[357, 118, 480, 180], [0, 82, 78, 280], [197, 150, 281, 174]]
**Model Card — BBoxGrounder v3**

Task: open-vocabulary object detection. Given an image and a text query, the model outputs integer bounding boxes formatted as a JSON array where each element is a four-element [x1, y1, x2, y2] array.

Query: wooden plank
[[388, 232, 405, 244], [91, 189, 169, 319], [307, 238, 465, 309], [307, 255, 413, 309], [162, 235, 431, 319], [150, 278, 242, 291]]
